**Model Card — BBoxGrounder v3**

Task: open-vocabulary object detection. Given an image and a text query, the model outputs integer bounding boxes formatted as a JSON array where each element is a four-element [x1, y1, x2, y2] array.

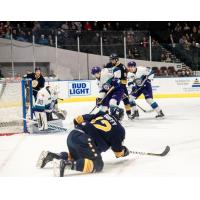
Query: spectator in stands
[[71, 22, 77, 30], [183, 36, 191, 50], [115, 22, 120, 31], [32, 21, 41, 33], [102, 24, 107, 31], [84, 22, 92, 31], [38, 34, 49, 45], [160, 53, 166, 62], [107, 22, 112, 31], [12, 29, 17, 40], [181, 70, 186, 77], [175, 23, 182, 32], [27, 31, 32, 42], [183, 23, 190, 34], [61, 22, 69, 31], [126, 33, 134, 44], [127, 49, 133, 59], [16, 30, 27, 41], [4, 28, 11, 39], [0, 22, 5, 37], [141, 36, 148, 48], [192, 25, 197, 34], [167, 22, 172, 31], [133, 47, 140, 58], [22, 22, 27, 29], [165, 53, 172, 62], [93, 21, 100, 31], [74, 22, 82, 31], [185, 70, 191, 77], [0, 70, 4, 79]]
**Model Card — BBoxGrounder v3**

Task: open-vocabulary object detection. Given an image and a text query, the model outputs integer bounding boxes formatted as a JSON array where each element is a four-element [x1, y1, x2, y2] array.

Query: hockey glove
[[96, 97, 102, 107], [102, 83, 112, 91], [73, 115, 84, 126], [122, 146, 130, 157]]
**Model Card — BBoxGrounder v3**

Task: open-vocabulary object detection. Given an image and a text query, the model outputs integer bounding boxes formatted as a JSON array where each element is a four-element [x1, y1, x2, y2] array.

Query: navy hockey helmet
[[35, 67, 41, 72], [109, 53, 119, 61], [112, 107, 124, 121], [127, 61, 136, 67], [91, 66, 101, 75]]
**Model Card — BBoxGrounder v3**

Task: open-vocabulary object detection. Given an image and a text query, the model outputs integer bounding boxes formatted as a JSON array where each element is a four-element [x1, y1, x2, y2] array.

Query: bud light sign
[[68, 81, 91, 96]]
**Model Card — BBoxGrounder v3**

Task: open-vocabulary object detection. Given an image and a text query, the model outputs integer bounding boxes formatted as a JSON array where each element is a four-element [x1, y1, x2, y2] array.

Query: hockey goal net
[[0, 79, 32, 135]]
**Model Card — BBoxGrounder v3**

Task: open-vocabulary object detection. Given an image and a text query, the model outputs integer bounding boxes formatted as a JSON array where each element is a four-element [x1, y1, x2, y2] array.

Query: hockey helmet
[[91, 66, 101, 75], [109, 53, 119, 61], [127, 61, 136, 67], [112, 107, 124, 121]]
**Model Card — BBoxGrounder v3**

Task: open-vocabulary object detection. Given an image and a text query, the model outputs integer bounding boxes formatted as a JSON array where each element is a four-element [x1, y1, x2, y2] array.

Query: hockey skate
[[53, 159, 72, 177], [132, 110, 139, 118], [36, 151, 55, 168], [155, 110, 165, 118], [127, 114, 135, 120]]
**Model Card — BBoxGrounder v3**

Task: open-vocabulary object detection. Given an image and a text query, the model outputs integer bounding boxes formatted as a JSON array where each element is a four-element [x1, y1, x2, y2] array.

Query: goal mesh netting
[[0, 79, 32, 135]]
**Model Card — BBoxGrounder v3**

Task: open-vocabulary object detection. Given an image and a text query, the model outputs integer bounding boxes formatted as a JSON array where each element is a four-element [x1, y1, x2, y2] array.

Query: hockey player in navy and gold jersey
[[103, 54, 134, 119], [24, 67, 45, 100], [37, 107, 130, 177]]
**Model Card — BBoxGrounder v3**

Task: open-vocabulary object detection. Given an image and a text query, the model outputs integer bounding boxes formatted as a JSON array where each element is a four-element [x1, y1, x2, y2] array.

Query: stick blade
[[148, 146, 170, 157], [159, 146, 170, 156]]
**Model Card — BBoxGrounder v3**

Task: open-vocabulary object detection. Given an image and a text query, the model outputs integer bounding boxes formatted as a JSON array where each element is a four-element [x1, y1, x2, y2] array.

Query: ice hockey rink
[[0, 97, 200, 177]]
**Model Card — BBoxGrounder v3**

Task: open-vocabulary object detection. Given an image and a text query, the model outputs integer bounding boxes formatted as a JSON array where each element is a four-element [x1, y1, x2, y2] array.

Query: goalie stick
[[129, 146, 170, 157]]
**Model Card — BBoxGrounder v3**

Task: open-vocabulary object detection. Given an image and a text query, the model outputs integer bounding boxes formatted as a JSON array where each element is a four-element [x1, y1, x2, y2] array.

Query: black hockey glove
[[96, 97, 102, 107]]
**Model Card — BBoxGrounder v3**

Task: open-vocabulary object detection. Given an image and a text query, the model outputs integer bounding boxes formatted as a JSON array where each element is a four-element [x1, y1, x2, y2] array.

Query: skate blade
[[53, 159, 61, 177], [156, 116, 165, 119], [36, 151, 48, 168]]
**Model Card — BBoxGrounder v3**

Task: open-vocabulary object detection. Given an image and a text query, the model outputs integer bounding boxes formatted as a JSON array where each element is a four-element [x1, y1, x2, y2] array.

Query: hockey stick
[[89, 86, 115, 114], [123, 93, 154, 113], [136, 104, 154, 113], [129, 146, 170, 157]]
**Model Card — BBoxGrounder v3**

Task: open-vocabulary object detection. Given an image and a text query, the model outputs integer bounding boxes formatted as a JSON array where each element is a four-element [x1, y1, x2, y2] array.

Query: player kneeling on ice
[[37, 107, 129, 177], [33, 85, 67, 131], [127, 61, 164, 118]]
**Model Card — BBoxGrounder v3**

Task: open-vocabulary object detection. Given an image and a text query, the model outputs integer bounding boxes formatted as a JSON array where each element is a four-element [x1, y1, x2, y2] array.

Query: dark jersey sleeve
[[39, 76, 45, 88], [110, 125, 125, 152]]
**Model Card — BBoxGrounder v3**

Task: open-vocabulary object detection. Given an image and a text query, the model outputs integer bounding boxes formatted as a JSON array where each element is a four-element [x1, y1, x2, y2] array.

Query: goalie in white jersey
[[127, 61, 164, 118], [33, 85, 67, 131]]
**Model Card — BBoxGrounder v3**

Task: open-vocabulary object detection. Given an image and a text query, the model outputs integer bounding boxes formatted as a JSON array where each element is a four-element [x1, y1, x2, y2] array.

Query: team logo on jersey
[[32, 80, 38, 88], [192, 78, 200, 87], [68, 81, 91, 96]]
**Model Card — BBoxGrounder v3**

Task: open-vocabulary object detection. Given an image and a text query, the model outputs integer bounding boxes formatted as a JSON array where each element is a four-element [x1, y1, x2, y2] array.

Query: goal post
[[0, 79, 33, 135]]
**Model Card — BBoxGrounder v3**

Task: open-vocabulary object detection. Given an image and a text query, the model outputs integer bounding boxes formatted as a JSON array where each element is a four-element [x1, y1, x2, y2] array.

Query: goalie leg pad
[[35, 112, 48, 131]]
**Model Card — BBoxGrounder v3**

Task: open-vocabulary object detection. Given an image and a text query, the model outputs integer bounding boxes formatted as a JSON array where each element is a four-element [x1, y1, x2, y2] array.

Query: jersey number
[[91, 116, 111, 132]]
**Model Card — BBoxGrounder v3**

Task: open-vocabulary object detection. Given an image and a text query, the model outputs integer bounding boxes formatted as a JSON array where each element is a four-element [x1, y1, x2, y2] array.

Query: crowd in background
[[0, 21, 200, 79]]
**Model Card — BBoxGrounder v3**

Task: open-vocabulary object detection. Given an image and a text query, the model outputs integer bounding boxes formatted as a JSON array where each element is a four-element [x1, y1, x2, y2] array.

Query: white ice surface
[[0, 98, 200, 177]]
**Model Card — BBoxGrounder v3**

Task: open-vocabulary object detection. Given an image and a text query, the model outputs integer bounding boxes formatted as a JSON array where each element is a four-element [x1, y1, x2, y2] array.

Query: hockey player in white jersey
[[33, 85, 67, 131], [91, 66, 113, 113], [127, 61, 164, 118]]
